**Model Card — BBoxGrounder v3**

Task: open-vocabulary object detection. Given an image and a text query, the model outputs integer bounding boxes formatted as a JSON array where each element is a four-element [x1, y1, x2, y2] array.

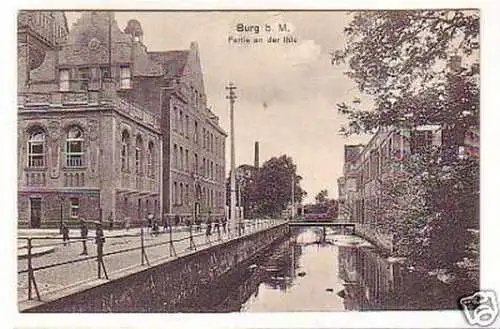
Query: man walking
[[79, 218, 88, 255]]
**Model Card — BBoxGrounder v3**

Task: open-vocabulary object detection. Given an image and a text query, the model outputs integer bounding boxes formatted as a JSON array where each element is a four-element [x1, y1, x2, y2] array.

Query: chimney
[[254, 141, 260, 168]]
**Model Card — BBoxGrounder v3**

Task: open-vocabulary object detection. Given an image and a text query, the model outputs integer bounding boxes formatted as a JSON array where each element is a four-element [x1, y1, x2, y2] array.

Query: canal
[[171, 227, 476, 312]]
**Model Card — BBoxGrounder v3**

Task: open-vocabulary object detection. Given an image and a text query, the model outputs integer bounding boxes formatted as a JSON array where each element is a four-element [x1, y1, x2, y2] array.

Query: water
[[174, 227, 477, 312]]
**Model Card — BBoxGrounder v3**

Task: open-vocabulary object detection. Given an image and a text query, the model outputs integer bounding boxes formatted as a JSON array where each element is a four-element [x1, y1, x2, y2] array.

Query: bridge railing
[[17, 218, 283, 302]]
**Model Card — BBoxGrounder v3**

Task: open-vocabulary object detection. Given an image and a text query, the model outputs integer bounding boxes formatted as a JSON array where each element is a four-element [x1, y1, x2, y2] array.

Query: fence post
[[140, 221, 150, 266], [27, 238, 32, 300], [169, 221, 176, 257]]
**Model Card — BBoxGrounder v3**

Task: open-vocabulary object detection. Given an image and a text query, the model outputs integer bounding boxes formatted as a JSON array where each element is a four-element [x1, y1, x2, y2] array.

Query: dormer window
[[120, 65, 131, 89]]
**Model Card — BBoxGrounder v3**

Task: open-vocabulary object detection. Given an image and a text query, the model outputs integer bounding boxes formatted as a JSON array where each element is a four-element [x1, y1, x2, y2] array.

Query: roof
[[148, 50, 190, 82]]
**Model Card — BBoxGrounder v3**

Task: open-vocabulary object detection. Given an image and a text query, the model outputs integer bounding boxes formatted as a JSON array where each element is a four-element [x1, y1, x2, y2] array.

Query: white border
[[2, 1, 499, 328]]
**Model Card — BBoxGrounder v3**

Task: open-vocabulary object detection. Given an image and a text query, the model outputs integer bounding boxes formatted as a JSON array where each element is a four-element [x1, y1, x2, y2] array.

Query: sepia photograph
[[13, 6, 490, 326]]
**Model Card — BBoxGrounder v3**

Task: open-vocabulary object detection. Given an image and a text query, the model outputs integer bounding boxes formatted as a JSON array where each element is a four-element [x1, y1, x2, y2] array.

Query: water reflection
[[172, 227, 476, 312]]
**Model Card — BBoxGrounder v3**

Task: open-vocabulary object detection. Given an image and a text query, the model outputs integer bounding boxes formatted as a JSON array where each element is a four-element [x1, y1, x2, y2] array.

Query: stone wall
[[22, 223, 288, 312], [356, 223, 394, 254]]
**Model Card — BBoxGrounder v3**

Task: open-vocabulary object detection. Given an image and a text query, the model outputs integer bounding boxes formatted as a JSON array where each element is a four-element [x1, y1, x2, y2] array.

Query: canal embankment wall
[[355, 224, 394, 254], [20, 223, 289, 313]]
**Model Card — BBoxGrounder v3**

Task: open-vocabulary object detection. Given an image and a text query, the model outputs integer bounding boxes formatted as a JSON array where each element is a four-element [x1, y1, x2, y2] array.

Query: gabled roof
[[147, 50, 190, 82]]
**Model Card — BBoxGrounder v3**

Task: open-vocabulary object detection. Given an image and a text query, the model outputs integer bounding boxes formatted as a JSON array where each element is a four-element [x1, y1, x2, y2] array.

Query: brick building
[[17, 11, 226, 228]]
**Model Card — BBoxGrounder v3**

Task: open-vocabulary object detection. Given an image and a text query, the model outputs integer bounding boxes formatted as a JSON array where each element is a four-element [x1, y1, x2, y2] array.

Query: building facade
[[17, 11, 226, 228], [151, 43, 227, 224]]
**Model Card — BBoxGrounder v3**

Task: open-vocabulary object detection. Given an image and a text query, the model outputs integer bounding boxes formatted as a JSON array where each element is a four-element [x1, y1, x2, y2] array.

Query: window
[[172, 108, 177, 131], [203, 158, 206, 177], [89, 67, 102, 90], [147, 142, 154, 177], [119, 65, 131, 89], [173, 182, 178, 205], [180, 183, 183, 205], [78, 67, 89, 90], [179, 146, 184, 170], [135, 135, 143, 174], [101, 66, 111, 80], [27, 130, 45, 167], [70, 198, 79, 218], [173, 144, 178, 169], [185, 149, 189, 172], [195, 153, 199, 174], [185, 184, 189, 204], [202, 128, 206, 148], [194, 121, 199, 143], [121, 130, 130, 171], [411, 130, 433, 153], [179, 111, 184, 135], [66, 127, 84, 167], [185, 115, 189, 138], [59, 69, 69, 91]]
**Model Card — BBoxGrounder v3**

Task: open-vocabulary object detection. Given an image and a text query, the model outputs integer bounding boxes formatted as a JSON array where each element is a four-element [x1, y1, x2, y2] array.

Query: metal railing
[[18, 219, 282, 302]]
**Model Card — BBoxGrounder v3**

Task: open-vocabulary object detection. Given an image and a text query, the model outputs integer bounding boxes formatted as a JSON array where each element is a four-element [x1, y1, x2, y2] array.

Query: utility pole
[[226, 82, 237, 234]]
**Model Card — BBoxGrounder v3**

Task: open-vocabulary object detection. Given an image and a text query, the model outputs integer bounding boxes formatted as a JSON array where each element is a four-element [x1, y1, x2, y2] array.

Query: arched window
[[121, 130, 130, 171], [135, 135, 143, 174], [66, 127, 84, 167], [27, 130, 45, 167], [179, 146, 184, 171], [179, 183, 183, 205], [173, 182, 177, 205], [147, 142, 154, 177], [173, 144, 178, 169]]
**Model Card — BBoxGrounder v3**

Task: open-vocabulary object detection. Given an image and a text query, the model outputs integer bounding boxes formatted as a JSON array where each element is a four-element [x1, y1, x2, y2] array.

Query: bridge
[[18, 219, 288, 313], [288, 221, 355, 231]]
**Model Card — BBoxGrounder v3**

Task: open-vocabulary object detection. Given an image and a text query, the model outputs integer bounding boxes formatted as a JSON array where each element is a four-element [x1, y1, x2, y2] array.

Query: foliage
[[226, 155, 307, 218], [373, 147, 479, 270], [332, 10, 480, 273], [254, 155, 307, 217], [315, 189, 329, 204], [333, 10, 479, 136]]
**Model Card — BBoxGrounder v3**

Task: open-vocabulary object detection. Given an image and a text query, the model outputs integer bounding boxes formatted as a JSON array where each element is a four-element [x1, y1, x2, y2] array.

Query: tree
[[253, 155, 307, 217], [315, 189, 329, 204], [332, 10, 479, 276], [333, 10, 479, 137]]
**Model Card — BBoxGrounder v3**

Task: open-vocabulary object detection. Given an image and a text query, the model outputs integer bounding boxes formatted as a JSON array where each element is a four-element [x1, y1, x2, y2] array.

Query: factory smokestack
[[254, 141, 260, 169]]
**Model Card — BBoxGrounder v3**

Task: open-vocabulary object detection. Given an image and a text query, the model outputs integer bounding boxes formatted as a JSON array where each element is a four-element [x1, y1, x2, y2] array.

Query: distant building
[[17, 11, 226, 228]]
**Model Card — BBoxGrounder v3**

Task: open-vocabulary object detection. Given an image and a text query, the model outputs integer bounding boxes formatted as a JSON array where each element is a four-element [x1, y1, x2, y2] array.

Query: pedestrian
[[214, 217, 221, 239], [205, 216, 212, 241], [124, 217, 131, 231], [61, 222, 70, 246], [107, 212, 114, 231], [79, 218, 88, 255], [152, 216, 159, 236], [147, 212, 153, 232], [163, 216, 169, 232], [222, 216, 227, 234]]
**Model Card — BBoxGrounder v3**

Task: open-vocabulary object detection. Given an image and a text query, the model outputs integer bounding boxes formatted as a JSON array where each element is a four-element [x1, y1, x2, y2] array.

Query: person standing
[[79, 218, 88, 255], [107, 212, 114, 231], [61, 222, 70, 246], [222, 216, 227, 234]]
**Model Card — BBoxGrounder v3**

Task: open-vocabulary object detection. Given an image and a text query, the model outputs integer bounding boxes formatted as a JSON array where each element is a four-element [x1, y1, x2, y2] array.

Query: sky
[[66, 11, 371, 203]]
